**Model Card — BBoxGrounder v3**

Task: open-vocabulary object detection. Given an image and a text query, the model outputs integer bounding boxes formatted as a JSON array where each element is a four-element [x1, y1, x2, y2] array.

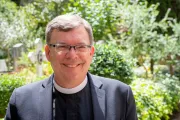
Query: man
[[5, 14, 137, 120]]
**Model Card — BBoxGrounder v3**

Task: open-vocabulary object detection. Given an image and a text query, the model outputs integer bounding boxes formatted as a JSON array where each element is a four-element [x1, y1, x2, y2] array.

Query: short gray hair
[[45, 14, 94, 45]]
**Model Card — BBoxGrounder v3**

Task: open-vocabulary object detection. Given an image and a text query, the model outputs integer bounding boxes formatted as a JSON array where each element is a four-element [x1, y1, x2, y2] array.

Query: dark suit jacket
[[5, 73, 137, 120]]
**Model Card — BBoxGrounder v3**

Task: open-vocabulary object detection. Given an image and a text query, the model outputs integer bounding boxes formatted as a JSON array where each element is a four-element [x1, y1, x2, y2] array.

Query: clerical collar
[[54, 76, 88, 94]]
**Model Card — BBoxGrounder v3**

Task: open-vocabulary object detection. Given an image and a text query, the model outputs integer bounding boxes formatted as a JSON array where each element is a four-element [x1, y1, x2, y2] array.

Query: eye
[[76, 45, 89, 52], [77, 45, 87, 49], [56, 45, 69, 50]]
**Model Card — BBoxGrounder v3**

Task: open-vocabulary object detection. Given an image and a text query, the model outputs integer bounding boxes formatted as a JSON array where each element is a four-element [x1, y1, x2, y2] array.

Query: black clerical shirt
[[54, 81, 94, 120]]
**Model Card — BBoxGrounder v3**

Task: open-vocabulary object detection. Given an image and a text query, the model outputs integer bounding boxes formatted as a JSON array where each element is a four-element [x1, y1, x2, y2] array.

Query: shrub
[[89, 42, 134, 84], [63, 0, 118, 41], [131, 74, 180, 120], [0, 69, 47, 116], [0, 74, 25, 116], [155, 73, 180, 110]]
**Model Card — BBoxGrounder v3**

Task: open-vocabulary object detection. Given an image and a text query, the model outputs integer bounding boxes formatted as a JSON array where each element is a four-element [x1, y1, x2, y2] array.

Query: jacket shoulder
[[90, 74, 130, 90], [15, 76, 51, 94]]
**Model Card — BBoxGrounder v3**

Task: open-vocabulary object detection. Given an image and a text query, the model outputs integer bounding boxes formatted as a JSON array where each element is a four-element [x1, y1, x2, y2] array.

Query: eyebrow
[[56, 41, 88, 45]]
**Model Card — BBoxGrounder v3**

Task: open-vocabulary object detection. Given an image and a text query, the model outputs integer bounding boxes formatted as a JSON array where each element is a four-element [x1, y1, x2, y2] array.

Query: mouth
[[63, 64, 81, 68]]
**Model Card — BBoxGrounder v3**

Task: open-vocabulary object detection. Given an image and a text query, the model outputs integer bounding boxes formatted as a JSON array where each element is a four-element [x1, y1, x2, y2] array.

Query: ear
[[44, 44, 51, 62], [90, 46, 95, 56]]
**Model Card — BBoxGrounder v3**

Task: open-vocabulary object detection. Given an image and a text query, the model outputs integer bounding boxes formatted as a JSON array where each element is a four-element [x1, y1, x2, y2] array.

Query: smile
[[63, 64, 80, 68]]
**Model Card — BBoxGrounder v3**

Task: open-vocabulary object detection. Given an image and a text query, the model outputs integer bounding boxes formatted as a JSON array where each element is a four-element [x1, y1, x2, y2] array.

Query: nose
[[69, 46, 76, 51], [65, 47, 78, 59]]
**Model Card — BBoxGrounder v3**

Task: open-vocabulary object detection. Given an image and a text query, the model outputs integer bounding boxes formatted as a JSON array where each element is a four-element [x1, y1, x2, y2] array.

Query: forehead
[[50, 26, 90, 44]]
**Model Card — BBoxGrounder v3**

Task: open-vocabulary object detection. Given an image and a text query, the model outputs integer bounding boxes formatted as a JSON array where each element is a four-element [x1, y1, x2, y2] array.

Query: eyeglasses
[[48, 44, 92, 53]]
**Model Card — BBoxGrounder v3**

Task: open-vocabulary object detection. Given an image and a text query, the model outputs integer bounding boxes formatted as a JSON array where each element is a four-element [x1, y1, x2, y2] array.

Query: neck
[[54, 74, 86, 88], [54, 77, 87, 94]]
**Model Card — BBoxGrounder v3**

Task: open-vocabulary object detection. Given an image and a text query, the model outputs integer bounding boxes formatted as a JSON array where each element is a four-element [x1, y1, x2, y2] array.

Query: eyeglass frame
[[48, 43, 92, 53]]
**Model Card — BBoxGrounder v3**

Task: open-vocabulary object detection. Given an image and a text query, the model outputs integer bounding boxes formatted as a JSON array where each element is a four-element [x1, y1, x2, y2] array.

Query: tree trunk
[[142, 64, 148, 78], [150, 59, 154, 75], [169, 64, 174, 76]]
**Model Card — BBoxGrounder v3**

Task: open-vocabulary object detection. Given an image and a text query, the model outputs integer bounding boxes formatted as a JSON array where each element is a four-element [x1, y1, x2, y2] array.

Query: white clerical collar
[[54, 76, 88, 94]]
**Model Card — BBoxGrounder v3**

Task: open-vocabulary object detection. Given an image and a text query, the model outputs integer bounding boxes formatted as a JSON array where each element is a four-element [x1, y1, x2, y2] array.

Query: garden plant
[[0, 0, 179, 119]]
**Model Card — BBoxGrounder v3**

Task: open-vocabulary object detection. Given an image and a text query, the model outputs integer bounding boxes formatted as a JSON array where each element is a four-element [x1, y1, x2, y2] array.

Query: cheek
[[84, 55, 93, 64], [50, 53, 63, 64]]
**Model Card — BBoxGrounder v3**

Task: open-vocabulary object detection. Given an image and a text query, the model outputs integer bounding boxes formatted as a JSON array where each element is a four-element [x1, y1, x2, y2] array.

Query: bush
[[62, 0, 118, 41], [0, 49, 7, 59], [0, 74, 25, 116], [131, 74, 180, 120], [0, 68, 47, 116], [155, 73, 180, 110], [89, 42, 134, 84]]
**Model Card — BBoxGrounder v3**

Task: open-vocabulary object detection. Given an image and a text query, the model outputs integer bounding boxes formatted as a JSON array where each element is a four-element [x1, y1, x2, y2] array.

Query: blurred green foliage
[[0, 0, 180, 119], [0, 0, 179, 73], [0, 69, 47, 116], [131, 73, 180, 120], [0, 74, 25, 115], [62, 0, 118, 41], [138, 0, 180, 21], [114, 1, 180, 74], [89, 42, 134, 84]]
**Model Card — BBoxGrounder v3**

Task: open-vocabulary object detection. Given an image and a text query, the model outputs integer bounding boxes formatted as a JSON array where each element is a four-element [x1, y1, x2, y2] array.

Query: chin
[[67, 71, 86, 78]]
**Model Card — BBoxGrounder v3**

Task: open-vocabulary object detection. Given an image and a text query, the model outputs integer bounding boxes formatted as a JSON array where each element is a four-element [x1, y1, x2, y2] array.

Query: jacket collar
[[39, 73, 106, 120], [39, 74, 54, 120], [87, 73, 106, 120]]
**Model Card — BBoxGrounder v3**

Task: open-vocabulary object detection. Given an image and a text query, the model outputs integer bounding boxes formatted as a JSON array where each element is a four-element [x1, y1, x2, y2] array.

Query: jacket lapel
[[87, 73, 106, 120], [39, 75, 54, 120], [38, 73, 106, 120]]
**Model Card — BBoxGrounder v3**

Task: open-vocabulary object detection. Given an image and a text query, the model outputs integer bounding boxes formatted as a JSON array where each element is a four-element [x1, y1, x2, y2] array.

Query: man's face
[[45, 25, 94, 81]]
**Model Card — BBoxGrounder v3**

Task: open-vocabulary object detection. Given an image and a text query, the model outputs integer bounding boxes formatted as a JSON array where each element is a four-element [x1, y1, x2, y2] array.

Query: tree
[[114, 1, 179, 76], [62, 0, 118, 41], [11, 0, 34, 6], [0, 0, 18, 58], [138, 0, 180, 21]]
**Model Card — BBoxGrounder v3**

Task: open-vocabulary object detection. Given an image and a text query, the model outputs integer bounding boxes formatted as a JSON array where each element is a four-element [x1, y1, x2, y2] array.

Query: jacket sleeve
[[126, 86, 138, 120], [5, 89, 19, 120]]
